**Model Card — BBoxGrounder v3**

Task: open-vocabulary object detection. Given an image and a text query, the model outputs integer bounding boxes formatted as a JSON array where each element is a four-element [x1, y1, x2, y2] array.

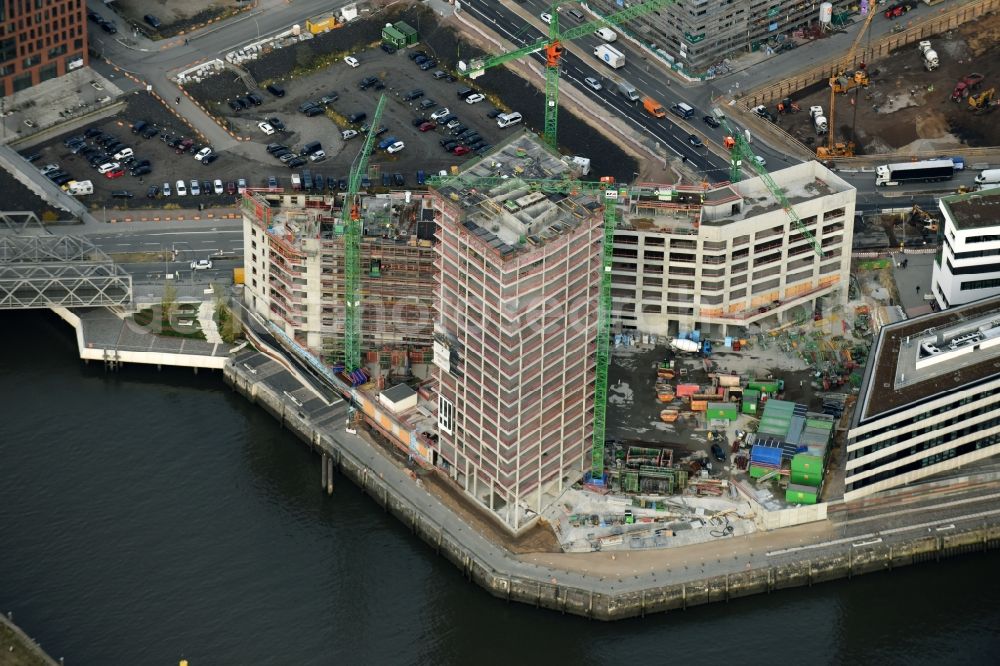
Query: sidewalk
[[101, 206, 243, 224]]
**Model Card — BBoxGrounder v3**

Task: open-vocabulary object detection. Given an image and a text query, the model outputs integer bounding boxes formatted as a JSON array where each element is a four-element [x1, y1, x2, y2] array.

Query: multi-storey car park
[[586, 0, 855, 75], [612, 161, 855, 338], [931, 187, 1000, 310], [430, 134, 602, 532], [847, 295, 1000, 501], [242, 190, 438, 374]]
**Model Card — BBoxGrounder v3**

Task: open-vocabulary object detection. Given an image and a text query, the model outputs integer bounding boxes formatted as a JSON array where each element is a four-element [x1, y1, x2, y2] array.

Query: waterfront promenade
[[223, 344, 1000, 619], [0, 613, 58, 666]]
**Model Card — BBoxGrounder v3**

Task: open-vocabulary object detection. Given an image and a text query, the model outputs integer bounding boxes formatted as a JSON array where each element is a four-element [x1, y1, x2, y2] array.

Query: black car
[[711, 443, 726, 462], [111, 190, 134, 199], [144, 14, 162, 29], [52, 174, 73, 186], [338, 178, 348, 190], [141, 126, 159, 139], [266, 83, 285, 97], [359, 76, 379, 90], [403, 89, 424, 101], [79, 146, 99, 158], [247, 92, 263, 106], [469, 140, 487, 151], [20, 151, 41, 162], [130, 120, 147, 134], [88, 154, 106, 167], [450, 124, 468, 136], [703, 114, 721, 128], [99, 20, 117, 34], [462, 133, 481, 145], [392, 173, 405, 186], [85, 127, 104, 138], [228, 99, 244, 112], [304, 106, 324, 117], [373, 125, 388, 137], [408, 50, 428, 61], [268, 117, 285, 130], [413, 55, 428, 65], [298, 100, 319, 113], [419, 98, 437, 110], [266, 143, 287, 154], [202, 153, 219, 165], [201, 180, 213, 195], [432, 70, 448, 80], [87, 10, 100, 22], [687, 134, 704, 148], [380, 42, 396, 54], [441, 140, 458, 151], [146, 184, 160, 198], [456, 87, 475, 100], [419, 59, 437, 71], [382, 172, 391, 187], [439, 114, 458, 125], [273, 148, 292, 159], [287, 157, 307, 168], [133, 159, 151, 169], [130, 165, 151, 176], [347, 112, 367, 124], [63, 134, 86, 147], [412, 117, 430, 127]]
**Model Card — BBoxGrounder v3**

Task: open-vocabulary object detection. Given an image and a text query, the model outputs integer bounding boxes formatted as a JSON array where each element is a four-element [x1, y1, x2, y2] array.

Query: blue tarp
[[751, 444, 783, 467]]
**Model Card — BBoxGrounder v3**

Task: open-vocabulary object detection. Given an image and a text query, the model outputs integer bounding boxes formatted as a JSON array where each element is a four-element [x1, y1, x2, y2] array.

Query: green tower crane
[[427, 171, 621, 483], [341, 94, 387, 372], [459, 0, 675, 150], [717, 112, 823, 257]]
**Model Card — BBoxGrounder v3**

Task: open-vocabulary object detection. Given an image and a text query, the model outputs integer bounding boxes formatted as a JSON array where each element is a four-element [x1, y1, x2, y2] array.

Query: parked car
[[287, 157, 307, 168], [189, 179, 200, 196], [130, 165, 151, 176], [226, 181, 236, 195], [403, 89, 425, 101], [214, 179, 224, 195], [380, 42, 396, 54], [344, 56, 360, 68], [247, 92, 264, 106], [430, 107, 450, 121], [146, 184, 160, 198], [258, 121, 275, 135], [703, 114, 721, 128], [359, 76, 380, 90], [304, 106, 324, 117], [465, 93, 486, 104], [452, 145, 471, 156], [341, 129, 359, 140], [144, 14, 161, 29], [386, 141, 405, 154], [195, 146, 213, 161], [392, 173, 405, 186], [432, 70, 448, 80], [175, 179, 187, 196], [418, 122, 436, 132], [161, 182, 171, 196], [711, 443, 726, 462], [237, 178, 247, 193], [111, 190, 133, 198], [141, 126, 159, 139], [97, 162, 120, 174], [419, 59, 437, 71], [202, 154, 219, 165], [266, 83, 285, 97]]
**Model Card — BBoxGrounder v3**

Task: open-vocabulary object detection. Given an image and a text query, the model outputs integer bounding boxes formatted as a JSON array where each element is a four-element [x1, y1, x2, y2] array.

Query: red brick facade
[[0, 0, 88, 97]]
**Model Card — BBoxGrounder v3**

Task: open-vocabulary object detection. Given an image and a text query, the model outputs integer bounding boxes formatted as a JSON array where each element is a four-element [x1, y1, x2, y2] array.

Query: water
[[1, 310, 999, 665]]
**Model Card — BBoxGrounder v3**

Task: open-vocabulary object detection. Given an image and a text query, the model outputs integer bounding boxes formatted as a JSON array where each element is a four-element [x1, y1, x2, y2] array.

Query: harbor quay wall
[[223, 360, 1000, 621]]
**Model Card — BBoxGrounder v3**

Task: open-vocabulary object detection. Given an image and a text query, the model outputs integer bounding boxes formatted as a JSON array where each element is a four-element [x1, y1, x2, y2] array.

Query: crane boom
[[458, 0, 675, 150], [341, 93, 387, 372], [718, 113, 823, 257], [820, 4, 878, 158]]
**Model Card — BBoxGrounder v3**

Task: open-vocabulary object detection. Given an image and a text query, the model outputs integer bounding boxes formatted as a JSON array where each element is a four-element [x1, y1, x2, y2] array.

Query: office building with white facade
[[931, 187, 1000, 310], [612, 161, 855, 338], [846, 295, 1000, 500]]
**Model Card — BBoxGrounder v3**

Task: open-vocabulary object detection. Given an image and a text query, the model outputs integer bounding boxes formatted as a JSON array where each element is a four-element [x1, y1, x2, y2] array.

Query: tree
[[161, 280, 178, 325]]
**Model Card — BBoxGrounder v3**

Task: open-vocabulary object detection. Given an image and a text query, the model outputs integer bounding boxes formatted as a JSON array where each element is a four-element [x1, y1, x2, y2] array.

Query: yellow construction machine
[[969, 88, 996, 112]]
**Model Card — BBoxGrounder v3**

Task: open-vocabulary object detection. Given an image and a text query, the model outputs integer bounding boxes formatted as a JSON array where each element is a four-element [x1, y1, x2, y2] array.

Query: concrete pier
[[223, 349, 1000, 621]]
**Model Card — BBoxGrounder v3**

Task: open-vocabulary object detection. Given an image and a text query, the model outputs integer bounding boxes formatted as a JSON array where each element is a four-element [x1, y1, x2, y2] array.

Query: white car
[[97, 162, 120, 174], [40, 164, 60, 176], [345, 56, 359, 68], [175, 179, 187, 196], [237, 178, 247, 194], [386, 141, 405, 154], [257, 121, 275, 136], [309, 150, 326, 162], [754, 155, 767, 168], [430, 107, 450, 121], [213, 179, 223, 195], [341, 129, 359, 140], [584, 77, 602, 91], [465, 93, 486, 105], [190, 259, 213, 270], [194, 146, 212, 161], [189, 179, 200, 195], [540, 12, 552, 24]]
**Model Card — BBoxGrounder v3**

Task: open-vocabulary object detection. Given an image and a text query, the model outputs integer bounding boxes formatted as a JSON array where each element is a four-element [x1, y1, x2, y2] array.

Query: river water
[[1, 310, 998, 665]]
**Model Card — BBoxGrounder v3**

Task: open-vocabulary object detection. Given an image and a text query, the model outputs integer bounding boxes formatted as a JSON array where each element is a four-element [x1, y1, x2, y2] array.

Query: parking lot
[[187, 43, 522, 187]]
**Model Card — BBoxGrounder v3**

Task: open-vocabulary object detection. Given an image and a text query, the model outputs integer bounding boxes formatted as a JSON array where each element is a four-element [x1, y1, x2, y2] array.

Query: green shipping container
[[749, 465, 778, 478], [786, 483, 818, 505], [706, 401, 738, 421], [742, 389, 760, 414], [791, 454, 823, 487], [382, 25, 406, 48], [394, 20, 419, 45]]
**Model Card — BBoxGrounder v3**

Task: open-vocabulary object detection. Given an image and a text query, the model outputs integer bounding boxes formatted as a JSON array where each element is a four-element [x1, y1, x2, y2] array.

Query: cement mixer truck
[[810, 106, 828, 135], [918, 41, 939, 71]]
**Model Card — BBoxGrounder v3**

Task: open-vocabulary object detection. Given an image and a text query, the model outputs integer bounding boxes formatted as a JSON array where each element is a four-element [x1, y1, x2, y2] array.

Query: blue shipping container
[[751, 445, 783, 467]]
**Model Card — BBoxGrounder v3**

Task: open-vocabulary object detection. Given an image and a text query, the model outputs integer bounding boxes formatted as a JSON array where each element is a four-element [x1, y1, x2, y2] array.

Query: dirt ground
[[186, 3, 637, 181], [114, 0, 245, 37], [779, 13, 1000, 154], [0, 166, 70, 221]]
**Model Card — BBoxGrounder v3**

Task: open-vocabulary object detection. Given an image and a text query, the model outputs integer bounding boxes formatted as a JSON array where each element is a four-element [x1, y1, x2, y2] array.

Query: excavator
[[969, 88, 997, 113], [818, 5, 879, 159], [909, 205, 938, 233]]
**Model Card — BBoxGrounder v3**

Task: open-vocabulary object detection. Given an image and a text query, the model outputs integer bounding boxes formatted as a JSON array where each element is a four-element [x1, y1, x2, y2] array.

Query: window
[[438, 395, 455, 434]]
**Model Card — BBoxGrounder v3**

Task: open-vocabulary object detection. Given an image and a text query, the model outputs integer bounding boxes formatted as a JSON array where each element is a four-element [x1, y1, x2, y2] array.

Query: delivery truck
[[63, 180, 93, 195], [594, 44, 625, 69], [875, 159, 955, 187], [974, 169, 1000, 189], [617, 80, 640, 101]]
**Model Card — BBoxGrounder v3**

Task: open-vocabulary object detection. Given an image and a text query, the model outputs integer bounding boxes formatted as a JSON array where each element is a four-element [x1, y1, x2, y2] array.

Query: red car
[[418, 121, 436, 132], [105, 168, 125, 179], [225, 181, 236, 195], [452, 145, 471, 156]]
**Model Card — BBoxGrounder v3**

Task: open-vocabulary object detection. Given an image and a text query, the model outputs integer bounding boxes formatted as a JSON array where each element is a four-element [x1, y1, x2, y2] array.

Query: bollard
[[326, 456, 334, 495], [321, 452, 327, 489]]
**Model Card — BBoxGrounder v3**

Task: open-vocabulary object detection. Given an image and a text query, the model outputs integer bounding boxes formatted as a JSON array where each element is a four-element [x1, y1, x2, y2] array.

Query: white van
[[974, 169, 1000, 189], [497, 111, 523, 128], [595, 27, 617, 42]]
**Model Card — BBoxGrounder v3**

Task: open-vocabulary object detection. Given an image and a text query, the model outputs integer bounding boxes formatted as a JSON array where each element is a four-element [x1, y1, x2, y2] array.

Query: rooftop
[[940, 187, 1000, 231], [857, 295, 1000, 422], [431, 132, 601, 257]]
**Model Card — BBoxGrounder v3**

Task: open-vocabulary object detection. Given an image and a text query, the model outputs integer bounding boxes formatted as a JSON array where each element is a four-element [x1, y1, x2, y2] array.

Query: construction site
[[743, 2, 1000, 159]]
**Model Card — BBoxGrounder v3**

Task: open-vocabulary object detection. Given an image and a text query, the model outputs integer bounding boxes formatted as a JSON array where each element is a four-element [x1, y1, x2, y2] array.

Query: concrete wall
[[224, 358, 1000, 621]]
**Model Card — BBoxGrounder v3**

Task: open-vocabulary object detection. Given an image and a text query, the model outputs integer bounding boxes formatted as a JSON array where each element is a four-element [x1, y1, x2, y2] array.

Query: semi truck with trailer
[[875, 159, 955, 187], [594, 44, 625, 69]]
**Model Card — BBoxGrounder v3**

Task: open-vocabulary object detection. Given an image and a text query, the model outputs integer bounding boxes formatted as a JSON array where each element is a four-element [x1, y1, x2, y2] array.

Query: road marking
[[852, 538, 882, 548], [843, 491, 1000, 526]]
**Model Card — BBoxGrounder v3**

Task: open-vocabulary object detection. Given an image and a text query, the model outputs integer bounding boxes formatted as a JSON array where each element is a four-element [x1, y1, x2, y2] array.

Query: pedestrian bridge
[[0, 211, 132, 309]]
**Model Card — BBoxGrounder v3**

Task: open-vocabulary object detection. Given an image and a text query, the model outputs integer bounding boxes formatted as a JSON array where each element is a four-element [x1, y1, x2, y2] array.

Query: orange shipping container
[[677, 384, 700, 398], [690, 400, 708, 411]]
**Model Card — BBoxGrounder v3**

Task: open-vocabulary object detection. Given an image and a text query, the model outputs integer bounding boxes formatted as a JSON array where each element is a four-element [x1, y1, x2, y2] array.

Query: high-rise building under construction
[[430, 134, 603, 532]]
